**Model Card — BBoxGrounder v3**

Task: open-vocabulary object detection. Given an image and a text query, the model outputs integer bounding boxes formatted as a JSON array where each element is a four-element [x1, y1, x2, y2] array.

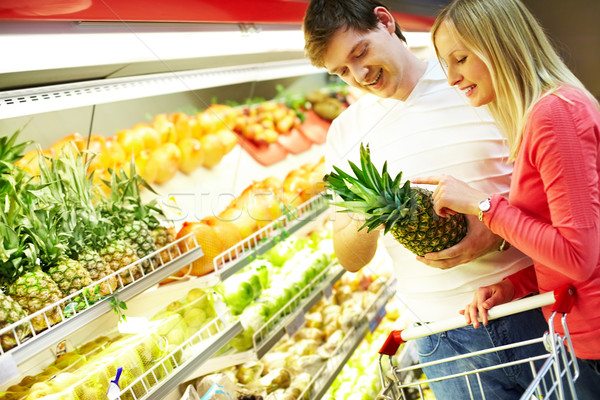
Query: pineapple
[[323, 144, 467, 256], [0, 214, 64, 333], [0, 290, 30, 351], [79, 248, 116, 295], [6, 267, 64, 333], [26, 208, 93, 297], [36, 146, 117, 293], [101, 161, 175, 273], [99, 237, 141, 285], [151, 225, 176, 264], [118, 219, 157, 270], [0, 128, 63, 334]]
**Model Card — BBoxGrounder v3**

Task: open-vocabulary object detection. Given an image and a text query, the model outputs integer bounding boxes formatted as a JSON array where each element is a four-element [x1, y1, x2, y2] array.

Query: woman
[[413, 0, 600, 374]]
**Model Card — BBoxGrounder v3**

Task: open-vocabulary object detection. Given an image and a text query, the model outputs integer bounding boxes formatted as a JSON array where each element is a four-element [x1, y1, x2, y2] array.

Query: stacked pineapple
[[0, 130, 176, 350], [0, 130, 63, 340]]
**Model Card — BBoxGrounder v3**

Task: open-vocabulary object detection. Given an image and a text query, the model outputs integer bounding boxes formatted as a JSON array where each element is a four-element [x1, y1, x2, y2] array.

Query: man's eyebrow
[[327, 39, 366, 75]]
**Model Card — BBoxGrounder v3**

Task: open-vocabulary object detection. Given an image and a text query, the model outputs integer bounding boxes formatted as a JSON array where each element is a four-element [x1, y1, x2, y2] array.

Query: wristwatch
[[478, 197, 491, 222]]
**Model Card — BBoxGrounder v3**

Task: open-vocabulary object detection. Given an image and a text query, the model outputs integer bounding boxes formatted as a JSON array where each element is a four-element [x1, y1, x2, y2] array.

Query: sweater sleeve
[[485, 93, 600, 283], [506, 265, 538, 299]]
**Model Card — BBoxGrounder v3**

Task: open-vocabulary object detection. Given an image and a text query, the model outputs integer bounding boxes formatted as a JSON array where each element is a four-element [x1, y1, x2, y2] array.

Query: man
[[303, 1, 550, 399]]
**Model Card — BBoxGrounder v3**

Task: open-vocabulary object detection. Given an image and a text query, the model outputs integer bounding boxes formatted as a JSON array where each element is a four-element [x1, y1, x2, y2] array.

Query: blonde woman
[[413, 0, 600, 382]]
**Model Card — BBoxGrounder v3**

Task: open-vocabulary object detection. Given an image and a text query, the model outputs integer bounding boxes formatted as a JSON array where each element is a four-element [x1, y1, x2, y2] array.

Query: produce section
[[178, 250, 397, 400], [0, 14, 419, 400]]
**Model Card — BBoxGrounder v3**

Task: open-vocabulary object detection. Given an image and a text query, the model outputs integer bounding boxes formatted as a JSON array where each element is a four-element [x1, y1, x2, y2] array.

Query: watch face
[[479, 199, 491, 212]]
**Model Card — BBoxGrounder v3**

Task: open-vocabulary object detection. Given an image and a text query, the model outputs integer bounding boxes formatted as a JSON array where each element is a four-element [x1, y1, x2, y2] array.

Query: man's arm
[[331, 210, 381, 272]]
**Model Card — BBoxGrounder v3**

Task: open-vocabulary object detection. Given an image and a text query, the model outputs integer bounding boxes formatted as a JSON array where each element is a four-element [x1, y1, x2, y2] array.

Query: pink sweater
[[483, 86, 600, 359]]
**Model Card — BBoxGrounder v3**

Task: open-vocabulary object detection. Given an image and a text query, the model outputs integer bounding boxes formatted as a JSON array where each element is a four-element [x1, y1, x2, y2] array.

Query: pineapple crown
[[0, 126, 33, 175], [23, 207, 69, 271], [35, 144, 110, 254], [100, 158, 165, 230], [0, 216, 37, 286], [323, 143, 414, 234]]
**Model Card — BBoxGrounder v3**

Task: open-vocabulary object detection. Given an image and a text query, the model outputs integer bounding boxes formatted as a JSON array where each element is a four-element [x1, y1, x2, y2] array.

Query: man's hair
[[303, 0, 406, 68], [432, 0, 597, 161]]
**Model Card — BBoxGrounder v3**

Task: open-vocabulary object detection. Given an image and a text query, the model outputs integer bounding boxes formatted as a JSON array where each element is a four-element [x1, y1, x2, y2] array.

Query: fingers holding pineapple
[[411, 175, 490, 218]]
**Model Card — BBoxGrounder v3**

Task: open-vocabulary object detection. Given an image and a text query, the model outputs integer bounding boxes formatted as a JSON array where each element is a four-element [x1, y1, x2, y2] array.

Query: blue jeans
[[415, 308, 600, 400], [415, 308, 548, 400]]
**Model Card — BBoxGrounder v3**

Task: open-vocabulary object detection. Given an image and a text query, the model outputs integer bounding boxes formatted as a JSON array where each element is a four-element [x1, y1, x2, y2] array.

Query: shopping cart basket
[[377, 285, 579, 400]]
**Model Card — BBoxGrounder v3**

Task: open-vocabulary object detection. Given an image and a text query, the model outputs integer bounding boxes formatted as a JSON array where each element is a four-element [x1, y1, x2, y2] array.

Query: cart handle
[[378, 285, 576, 356]]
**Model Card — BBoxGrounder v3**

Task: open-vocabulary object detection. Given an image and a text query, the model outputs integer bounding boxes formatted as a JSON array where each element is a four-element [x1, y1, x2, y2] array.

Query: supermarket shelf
[[301, 277, 398, 399], [0, 233, 203, 366], [0, 59, 321, 119], [187, 260, 345, 379], [253, 262, 345, 359], [118, 311, 243, 400], [214, 193, 330, 282]]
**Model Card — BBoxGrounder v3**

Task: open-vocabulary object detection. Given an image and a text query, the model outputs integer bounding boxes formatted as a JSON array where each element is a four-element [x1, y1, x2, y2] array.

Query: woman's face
[[434, 20, 495, 107]]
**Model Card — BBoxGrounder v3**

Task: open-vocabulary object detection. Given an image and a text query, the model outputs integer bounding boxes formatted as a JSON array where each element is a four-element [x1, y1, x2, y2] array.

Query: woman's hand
[[460, 279, 515, 328], [411, 175, 489, 217]]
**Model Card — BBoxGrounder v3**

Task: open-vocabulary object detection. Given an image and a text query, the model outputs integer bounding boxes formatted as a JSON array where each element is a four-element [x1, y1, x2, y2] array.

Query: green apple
[[166, 328, 186, 346], [183, 307, 207, 329]]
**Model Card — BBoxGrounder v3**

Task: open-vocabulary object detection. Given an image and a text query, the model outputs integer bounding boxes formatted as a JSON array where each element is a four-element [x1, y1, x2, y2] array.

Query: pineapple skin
[[389, 188, 467, 256], [79, 249, 118, 295], [6, 269, 63, 333], [151, 225, 176, 264], [0, 292, 31, 351], [119, 220, 158, 273], [47, 257, 93, 296], [100, 239, 141, 285]]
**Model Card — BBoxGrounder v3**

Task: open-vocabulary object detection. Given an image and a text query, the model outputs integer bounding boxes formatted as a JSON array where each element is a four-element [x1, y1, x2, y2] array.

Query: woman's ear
[[373, 6, 396, 34]]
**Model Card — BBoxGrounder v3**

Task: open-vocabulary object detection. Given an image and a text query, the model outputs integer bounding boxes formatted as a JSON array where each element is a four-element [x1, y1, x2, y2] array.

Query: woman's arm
[[487, 94, 600, 282]]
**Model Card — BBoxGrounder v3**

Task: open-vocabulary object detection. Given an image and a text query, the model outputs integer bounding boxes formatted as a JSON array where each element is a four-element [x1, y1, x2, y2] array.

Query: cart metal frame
[[377, 286, 579, 400]]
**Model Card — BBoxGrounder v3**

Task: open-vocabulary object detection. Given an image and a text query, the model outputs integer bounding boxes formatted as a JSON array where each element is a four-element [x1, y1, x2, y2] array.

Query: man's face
[[322, 20, 405, 99]]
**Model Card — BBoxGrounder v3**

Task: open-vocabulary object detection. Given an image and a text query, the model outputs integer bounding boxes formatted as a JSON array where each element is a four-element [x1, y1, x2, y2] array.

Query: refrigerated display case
[[0, 2, 438, 398]]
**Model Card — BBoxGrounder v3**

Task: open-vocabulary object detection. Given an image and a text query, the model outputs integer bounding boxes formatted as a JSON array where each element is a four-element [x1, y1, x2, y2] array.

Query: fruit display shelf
[[0, 233, 203, 368], [213, 192, 330, 282], [185, 260, 345, 379], [251, 259, 344, 359], [115, 305, 242, 400], [299, 276, 398, 400]]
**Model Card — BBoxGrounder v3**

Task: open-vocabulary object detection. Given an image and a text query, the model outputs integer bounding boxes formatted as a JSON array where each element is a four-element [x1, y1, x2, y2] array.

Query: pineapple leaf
[[359, 144, 382, 192]]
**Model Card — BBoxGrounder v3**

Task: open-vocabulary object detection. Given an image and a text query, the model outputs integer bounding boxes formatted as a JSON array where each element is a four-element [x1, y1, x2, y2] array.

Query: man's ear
[[373, 6, 395, 34]]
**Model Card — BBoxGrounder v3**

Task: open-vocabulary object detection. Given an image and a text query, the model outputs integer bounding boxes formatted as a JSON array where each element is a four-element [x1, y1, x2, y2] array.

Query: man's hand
[[460, 279, 515, 328], [416, 214, 503, 269], [332, 211, 381, 272]]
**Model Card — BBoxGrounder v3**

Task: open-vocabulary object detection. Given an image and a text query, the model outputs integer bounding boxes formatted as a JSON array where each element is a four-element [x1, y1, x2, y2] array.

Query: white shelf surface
[[0, 59, 322, 119]]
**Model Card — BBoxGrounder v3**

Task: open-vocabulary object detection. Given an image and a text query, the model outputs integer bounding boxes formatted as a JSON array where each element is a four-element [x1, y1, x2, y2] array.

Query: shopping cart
[[377, 285, 579, 400]]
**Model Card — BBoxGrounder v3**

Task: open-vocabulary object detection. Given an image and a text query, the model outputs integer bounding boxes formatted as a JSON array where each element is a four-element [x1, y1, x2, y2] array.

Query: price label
[[369, 304, 387, 333], [56, 339, 68, 356], [285, 311, 306, 337], [323, 284, 333, 299], [0, 354, 19, 385]]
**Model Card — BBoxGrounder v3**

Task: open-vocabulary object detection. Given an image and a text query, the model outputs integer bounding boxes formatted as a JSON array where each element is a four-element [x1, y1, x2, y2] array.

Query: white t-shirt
[[325, 59, 532, 321]]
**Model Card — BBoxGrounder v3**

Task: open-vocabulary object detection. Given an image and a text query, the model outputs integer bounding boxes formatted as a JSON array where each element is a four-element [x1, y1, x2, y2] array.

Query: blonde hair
[[432, 0, 598, 161]]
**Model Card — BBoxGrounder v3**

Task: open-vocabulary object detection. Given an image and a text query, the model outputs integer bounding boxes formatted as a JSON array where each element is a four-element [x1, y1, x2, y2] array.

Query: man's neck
[[393, 57, 428, 101]]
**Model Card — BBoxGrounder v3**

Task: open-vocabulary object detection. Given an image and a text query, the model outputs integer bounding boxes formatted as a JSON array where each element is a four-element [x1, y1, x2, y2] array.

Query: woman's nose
[[446, 67, 461, 87]]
